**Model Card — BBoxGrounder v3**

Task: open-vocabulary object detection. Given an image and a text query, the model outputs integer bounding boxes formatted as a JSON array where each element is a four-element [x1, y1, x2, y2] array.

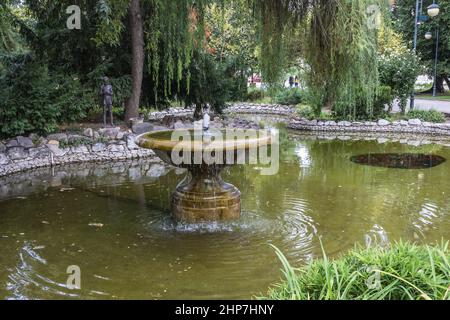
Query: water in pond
[[0, 130, 449, 299]]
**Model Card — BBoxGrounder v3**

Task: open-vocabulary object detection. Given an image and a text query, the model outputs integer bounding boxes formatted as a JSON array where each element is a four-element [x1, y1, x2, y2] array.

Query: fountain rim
[[136, 129, 272, 152]]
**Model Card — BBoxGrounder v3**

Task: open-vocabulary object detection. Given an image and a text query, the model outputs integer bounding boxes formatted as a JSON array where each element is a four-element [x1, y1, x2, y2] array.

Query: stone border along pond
[[1, 103, 450, 177]]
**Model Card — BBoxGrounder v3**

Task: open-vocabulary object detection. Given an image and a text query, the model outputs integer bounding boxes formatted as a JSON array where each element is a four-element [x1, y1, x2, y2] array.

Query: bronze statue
[[100, 77, 114, 127]]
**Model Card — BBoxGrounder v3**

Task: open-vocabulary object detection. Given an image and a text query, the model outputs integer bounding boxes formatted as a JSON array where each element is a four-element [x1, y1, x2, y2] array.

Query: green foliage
[[379, 49, 422, 113], [261, 241, 450, 300], [296, 104, 314, 119], [246, 86, 266, 102], [179, 50, 237, 115], [392, 0, 450, 88], [407, 110, 447, 123], [332, 85, 392, 120], [0, 54, 90, 138], [274, 88, 304, 106]]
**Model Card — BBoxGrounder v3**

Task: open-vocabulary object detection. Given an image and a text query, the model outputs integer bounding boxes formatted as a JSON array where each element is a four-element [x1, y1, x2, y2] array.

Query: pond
[[0, 129, 449, 299]]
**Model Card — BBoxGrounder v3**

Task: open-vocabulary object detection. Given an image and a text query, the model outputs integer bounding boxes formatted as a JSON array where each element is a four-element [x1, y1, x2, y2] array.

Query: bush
[[274, 88, 303, 105], [296, 105, 314, 119], [246, 86, 265, 102], [333, 85, 393, 121], [261, 241, 449, 300], [407, 110, 446, 123], [379, 49, 422, 114], [0, 54, 92, 138]]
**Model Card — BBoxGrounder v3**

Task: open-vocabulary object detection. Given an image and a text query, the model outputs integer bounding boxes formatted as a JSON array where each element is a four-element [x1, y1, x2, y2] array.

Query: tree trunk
[[434, 76, 445, 94], [125, 0, 144, 123], [443, 76, 450, 91]]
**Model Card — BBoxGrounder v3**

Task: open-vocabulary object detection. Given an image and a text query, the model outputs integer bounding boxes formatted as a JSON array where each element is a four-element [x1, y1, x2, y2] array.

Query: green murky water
[[0, 129, 449, 299]]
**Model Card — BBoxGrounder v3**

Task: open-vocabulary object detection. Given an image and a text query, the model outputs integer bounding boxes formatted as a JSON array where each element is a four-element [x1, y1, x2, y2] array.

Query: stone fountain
[[137, 128, 272, 222]]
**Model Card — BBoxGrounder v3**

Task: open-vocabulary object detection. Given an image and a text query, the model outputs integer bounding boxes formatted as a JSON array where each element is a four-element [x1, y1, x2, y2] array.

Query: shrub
[[261, 241, 449, 300], [296, 105, 314, 119], [274, 88, 303, 105], [0, 54, 91, 138], [379, 49, 422, 114], [246, 86, 265, 102], [333, 85, 393, 121], [407, 110, 446, 123]]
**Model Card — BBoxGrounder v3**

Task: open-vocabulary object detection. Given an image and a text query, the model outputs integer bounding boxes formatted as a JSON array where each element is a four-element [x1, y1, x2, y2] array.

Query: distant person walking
[[294, 76, 299, 88], [288, 76, 294, 88]]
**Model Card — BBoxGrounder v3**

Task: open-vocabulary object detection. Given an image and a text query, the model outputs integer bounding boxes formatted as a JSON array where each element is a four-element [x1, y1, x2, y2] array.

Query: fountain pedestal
[[172, 165, 241, 222]]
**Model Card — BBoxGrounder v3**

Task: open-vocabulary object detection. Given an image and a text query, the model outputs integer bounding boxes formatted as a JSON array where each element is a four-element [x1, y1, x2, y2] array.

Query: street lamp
[[427, 2, 440, 97], [427, 3, 440, 17], [410, 1, 441, 109]]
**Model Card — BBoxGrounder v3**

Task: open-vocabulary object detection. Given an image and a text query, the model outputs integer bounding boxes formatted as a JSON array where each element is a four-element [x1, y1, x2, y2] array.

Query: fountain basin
[[137, 129, 272, 222]]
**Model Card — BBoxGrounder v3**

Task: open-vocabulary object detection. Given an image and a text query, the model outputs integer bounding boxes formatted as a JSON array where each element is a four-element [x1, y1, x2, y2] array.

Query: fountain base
[[171, 169, 241, 222]]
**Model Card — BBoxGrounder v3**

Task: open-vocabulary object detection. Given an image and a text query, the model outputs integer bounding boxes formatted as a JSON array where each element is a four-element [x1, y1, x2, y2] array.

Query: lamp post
[[410, 1, 440, 109], [427, 2, 440, 97], [410, 0, 422, 110]]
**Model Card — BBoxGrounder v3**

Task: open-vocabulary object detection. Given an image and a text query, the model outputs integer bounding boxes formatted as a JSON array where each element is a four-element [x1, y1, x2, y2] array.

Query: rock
[[0, 143, 5, 153], [7, 147, 28, 160], [126, 135, 139, 150], [99, 127, 120, 139], [71, 145, 89, 154], [17, 136, 34, 148], [5, 139, 19, 148], [408, 119, 422, 126], [132, 123, 153, 135], [147, 164, 168, 178], [0, 153, 9, 165], [173, 120, 186, 129], [83, 128, 94, 138], [107, 144, 125, 153], [307, 120, 318, 126], [377, 119, 390, 126], [364, 121, 377, 126], [325, 121, 337, 126], [47, 133, 68, 143], [47, 140, 60, 146], [92, 143, 107, 152], [116, 131, 125, 140], [46, 143, 66, 157], [29, 147, 51, 159], [93, 131, 100, 140], [338, 121, 352, 127], [400, 120, 409, 126]]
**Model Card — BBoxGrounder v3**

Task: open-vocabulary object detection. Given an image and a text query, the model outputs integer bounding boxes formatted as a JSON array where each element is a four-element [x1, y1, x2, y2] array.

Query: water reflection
[[0, 131, 449, 299], [350, 153, 446, 169]]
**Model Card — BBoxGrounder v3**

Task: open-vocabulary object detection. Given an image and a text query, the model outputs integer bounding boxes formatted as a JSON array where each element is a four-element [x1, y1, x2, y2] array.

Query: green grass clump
[[261, 241, 449, 300], [407, 110, 447, 123]]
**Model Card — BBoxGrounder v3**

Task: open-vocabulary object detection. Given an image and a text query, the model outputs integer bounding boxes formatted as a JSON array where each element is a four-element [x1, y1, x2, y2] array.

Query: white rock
[[377, 119, 391, 126], [408, 119, 422, 126]]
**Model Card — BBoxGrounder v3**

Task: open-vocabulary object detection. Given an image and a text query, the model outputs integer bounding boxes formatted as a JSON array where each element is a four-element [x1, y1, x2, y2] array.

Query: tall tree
[[125, 0, 144, 121]]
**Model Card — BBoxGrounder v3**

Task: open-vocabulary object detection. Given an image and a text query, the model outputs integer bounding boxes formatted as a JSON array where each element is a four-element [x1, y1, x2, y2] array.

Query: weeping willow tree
[[95, 0, 215, 119], [95, 0, 387, 120], [251, 0, 388, 119]]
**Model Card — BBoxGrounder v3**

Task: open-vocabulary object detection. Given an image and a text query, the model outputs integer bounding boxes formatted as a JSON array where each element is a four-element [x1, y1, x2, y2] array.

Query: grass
[[260, 241, 450, 300]]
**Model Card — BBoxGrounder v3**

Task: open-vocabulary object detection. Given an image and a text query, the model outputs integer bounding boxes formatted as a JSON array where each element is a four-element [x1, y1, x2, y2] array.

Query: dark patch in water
[[350, 153, 446, 169]]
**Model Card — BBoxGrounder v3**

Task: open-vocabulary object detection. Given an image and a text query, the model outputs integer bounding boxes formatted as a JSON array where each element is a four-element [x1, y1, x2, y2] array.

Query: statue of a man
[[100, 77, 114, 127]]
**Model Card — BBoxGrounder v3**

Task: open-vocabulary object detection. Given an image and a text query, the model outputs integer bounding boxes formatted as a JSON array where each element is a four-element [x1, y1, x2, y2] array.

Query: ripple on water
[[6, 242, 79, 300]]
